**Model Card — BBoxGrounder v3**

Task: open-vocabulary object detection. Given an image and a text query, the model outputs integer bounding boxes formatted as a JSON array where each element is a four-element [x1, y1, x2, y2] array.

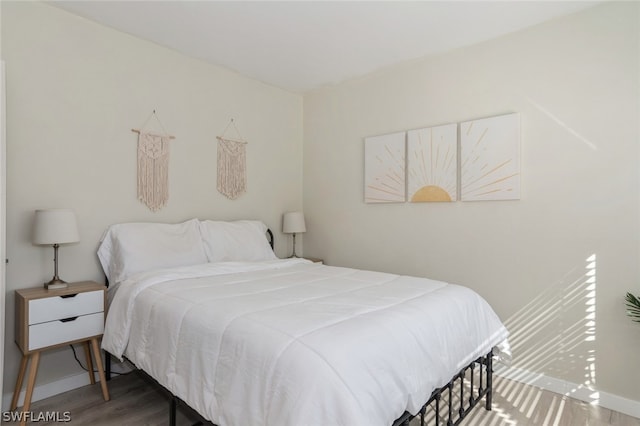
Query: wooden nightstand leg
[[20, 351, 41, 426], [10, 354, 29, 410], [90, 338, 110, 401], [83, 341, 96, 384]]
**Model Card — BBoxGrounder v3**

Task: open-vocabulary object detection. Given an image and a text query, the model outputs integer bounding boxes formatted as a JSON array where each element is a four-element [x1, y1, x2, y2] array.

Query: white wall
[[1, 2, 302, 398], [0, 59, 6, 422], [304, 1, 640, 405]]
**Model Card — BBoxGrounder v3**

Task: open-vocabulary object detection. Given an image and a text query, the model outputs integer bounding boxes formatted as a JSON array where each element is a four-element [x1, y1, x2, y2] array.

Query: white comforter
[[103, 259, 509, 426]]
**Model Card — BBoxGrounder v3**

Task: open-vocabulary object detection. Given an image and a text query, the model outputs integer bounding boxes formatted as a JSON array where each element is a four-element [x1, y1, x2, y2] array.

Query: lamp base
[[44, 278, 68, 290]]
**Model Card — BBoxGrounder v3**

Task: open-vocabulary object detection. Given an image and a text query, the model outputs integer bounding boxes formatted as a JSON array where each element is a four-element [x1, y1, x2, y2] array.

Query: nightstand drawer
[[29, 290, 103, 325], [28, 312, 104, 351]]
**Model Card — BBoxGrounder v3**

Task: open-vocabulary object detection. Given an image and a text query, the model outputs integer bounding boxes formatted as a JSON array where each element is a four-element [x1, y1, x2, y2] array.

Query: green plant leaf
[[625, 292, 640, 323]]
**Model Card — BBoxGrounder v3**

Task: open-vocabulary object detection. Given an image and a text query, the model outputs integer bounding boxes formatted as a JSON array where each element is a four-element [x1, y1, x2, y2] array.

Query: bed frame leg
[[485, 349, 493, 411], [170, 396, 177, 426], [104, 351, 111, 381]]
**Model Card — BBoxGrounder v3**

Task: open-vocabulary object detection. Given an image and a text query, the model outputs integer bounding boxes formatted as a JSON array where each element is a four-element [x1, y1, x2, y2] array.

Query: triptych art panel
[[364, 113, 520, 203], [460, 113, 520, 201], [363, 132, 406, 203], [407, 123, 457, 202]]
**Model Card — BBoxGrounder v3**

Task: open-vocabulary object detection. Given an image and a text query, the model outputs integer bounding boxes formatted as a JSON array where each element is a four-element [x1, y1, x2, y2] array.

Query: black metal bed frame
[[391, 349, 493, 426], [102, 228, 494, 425], [105, 348, 493, 426]]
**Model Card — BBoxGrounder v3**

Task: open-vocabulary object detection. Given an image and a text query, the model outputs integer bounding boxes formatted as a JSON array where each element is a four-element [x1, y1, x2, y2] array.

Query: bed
[[98, 219, 509, 426]]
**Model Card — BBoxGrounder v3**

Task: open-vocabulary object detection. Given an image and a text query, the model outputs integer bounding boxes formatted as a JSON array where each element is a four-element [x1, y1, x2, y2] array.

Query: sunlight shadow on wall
[[466, 254, 597, 424], [525, 96, 597, 151], [407, 254, 599, 426]]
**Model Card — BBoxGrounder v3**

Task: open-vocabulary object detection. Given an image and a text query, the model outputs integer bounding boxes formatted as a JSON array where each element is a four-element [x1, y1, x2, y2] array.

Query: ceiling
[[50, 1, 600, 93]]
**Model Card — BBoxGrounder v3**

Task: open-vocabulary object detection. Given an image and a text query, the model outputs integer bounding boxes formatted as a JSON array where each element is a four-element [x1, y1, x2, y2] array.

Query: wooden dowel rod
[[216, 136, 247, 144], [131, 129, 175, 139]]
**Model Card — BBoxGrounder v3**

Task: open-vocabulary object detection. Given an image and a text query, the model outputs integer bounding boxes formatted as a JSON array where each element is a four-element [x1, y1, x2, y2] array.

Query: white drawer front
[[28, 312, 104, 351], [29, 290, 103, 325]]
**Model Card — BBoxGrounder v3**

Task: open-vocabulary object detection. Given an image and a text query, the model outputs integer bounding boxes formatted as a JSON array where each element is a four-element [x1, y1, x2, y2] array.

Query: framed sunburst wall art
[[460, 113, 521, 201], [407, 123, 457, 202], [364, 131, 406, 203]]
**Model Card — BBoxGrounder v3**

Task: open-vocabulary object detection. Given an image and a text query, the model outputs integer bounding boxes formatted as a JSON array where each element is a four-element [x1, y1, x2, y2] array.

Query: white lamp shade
[[33, 209, 80, 245], [282, 211, 306, 234]]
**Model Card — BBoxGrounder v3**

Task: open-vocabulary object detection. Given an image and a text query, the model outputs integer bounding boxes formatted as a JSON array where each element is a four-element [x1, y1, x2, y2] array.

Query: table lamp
[[33, 209, 80, 289], [282, 211, 306, 258]]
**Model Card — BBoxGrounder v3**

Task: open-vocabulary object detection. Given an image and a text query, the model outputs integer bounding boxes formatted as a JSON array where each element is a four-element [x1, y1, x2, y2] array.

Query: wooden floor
[[6, 372, 640, 426]]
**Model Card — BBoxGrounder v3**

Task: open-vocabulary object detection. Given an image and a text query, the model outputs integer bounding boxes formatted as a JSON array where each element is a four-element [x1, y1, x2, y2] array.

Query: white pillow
[[97, 218, 208, 285], [198, 220, 277, 263]]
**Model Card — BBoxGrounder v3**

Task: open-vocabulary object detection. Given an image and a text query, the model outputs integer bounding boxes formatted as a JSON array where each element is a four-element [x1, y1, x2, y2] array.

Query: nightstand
[[11, 281, 110, 425]]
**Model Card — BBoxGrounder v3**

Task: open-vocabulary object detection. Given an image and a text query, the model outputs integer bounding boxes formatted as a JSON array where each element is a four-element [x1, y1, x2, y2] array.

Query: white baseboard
[[495, 365, 640, 419], [1, 358, 134, 412], [0, 356, 135, 412], [1, 372, 93, 412]]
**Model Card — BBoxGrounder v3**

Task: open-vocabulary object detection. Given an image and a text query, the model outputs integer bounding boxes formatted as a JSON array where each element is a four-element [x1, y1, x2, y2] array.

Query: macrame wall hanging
[[132, 111, 175, 212], [216, 118, 247, 200]]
